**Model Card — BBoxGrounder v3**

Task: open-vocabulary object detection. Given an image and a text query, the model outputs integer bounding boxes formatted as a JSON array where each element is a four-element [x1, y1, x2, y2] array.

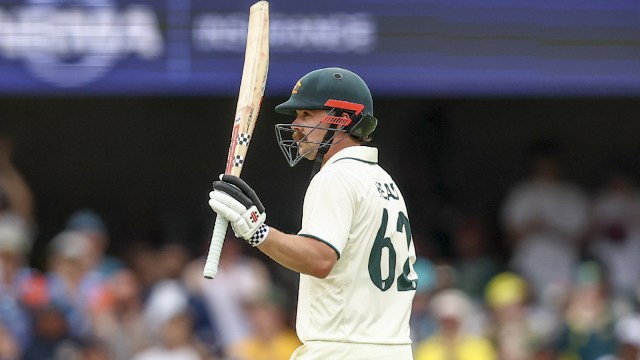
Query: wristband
[[247, 223, 269, 247]]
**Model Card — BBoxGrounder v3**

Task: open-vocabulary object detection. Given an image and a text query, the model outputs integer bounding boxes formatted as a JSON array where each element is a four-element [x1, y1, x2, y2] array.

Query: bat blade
[[203, 0, 269, 279]]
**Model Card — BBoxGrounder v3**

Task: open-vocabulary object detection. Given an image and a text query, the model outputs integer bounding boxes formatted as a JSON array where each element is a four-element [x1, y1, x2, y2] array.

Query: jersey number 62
[[368, 208, 417, 292]]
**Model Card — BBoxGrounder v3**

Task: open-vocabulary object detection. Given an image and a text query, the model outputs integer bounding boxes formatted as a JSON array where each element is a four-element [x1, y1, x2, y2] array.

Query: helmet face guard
[[275, 106, 352, 167]]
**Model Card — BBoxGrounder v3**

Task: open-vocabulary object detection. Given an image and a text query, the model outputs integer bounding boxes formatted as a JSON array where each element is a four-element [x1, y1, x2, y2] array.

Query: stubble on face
[[292, 109, 332, 160], [293, 130, 317, 160]]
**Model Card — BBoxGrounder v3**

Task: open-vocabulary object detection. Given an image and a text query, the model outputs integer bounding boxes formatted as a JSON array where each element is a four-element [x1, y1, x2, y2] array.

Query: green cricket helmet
[[275, 67, 377, 138], [274, 68, 378, 167]]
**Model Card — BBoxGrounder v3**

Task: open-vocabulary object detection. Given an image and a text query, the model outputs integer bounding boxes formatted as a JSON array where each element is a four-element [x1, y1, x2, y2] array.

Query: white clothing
[[290, 341, 413, 360], [616, 314, 640, 348], [501, 179, 588, 299], [295, 146, 417, 353], [590, 191, 640, 296], [200, 256, 269, 347], [143, 280, 189, 333]]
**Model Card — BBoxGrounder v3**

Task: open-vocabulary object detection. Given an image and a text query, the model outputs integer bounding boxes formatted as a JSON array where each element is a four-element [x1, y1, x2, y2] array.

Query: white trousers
[[290, 341, 413, 360]]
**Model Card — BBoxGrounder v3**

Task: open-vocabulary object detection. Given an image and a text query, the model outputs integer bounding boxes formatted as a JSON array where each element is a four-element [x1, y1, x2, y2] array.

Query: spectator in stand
[[588, 157, 640, 306], [143, 242, 217, 358], [125, 241, 163, 294], [0, 216, 37, 357], [65, 209, 124, 278], [550, 261, 618, 360], [45, 230, 108, 339], [134, 280, 213, 360], [501, 138, 589, 305], [615, 310, 640, 360], [228, 285, 301, 360], [409, 251, 439, 346], [182, 234, 271, 357], [0, 322, 19, 360], [143, 242, 192, 334], [21, 304, 84, 360], [452, 216, 501, 304], [92, 269, 151, 360], [78, 337, 111, 360], [414, 288, 496, 360], [0, 134, 41, 358], [484, 272, 559, 360], [616, 312, 640, 360], [158, 243, 220, 357]]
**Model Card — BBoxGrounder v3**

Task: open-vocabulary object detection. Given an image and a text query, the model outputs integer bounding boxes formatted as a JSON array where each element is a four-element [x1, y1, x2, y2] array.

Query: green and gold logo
[[292, 80, 302, 94]]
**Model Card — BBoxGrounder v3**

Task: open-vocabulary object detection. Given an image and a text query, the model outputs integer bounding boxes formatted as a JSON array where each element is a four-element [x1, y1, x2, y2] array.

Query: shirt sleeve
[[298, 166, 355, 257]]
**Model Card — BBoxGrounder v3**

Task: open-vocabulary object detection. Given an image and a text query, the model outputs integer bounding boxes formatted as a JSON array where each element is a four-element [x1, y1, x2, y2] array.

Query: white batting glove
[[208, 175, 269, 246]]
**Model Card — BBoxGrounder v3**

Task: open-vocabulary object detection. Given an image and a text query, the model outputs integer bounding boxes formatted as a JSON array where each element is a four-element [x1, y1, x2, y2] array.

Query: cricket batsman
[[208, 67, 418, 359]]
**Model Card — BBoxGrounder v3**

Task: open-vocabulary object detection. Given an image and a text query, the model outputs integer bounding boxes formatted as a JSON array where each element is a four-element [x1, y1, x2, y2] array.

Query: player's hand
[[208, 175, 269, 246]]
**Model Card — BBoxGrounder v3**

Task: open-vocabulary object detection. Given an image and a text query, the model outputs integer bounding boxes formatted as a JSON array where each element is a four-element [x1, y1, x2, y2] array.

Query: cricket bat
[[203, 0, 269, 279]]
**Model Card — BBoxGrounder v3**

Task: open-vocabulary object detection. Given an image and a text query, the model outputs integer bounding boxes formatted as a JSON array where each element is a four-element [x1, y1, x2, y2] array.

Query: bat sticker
[[238, 133, 251, 146], [233, 155, 245, 167]]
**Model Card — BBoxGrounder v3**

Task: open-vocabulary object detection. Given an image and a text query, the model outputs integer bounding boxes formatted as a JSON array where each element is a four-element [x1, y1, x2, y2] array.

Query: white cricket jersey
[[296, 146, 418, 345]]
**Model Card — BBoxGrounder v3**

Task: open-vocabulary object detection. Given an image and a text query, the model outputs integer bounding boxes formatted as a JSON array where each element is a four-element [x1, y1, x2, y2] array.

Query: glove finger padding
[[209, 198, 266, 238], [208, 195, 243, 223], [209, 190, 249, 218]]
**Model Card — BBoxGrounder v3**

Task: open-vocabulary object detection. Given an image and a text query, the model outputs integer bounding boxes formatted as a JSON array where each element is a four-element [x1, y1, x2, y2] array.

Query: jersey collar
[[324, 145, 378, 167]]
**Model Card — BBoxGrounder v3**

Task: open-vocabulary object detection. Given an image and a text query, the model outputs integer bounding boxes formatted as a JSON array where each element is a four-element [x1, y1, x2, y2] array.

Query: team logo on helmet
[[291, 80, 302, 94]]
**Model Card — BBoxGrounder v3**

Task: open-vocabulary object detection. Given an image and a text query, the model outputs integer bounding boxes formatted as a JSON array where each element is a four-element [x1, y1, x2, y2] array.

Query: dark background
[[2, 96, 639, 268]]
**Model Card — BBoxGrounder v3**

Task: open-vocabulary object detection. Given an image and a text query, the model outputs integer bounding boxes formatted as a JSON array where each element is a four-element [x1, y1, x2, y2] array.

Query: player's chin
[[299, 145, 317, 160]]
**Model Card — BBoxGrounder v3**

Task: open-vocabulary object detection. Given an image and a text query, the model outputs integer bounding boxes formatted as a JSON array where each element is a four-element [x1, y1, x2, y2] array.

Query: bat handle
[[203, 216, 229, 279]]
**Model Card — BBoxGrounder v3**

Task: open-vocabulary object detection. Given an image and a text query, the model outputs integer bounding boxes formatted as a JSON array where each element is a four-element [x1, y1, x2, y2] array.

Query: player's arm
[[208, 175, 337, 278], [257, 228, 337, 278]]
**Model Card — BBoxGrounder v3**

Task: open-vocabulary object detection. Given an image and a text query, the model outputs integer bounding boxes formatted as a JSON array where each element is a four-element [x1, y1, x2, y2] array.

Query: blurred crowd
[[1, 134, 640, 360]]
